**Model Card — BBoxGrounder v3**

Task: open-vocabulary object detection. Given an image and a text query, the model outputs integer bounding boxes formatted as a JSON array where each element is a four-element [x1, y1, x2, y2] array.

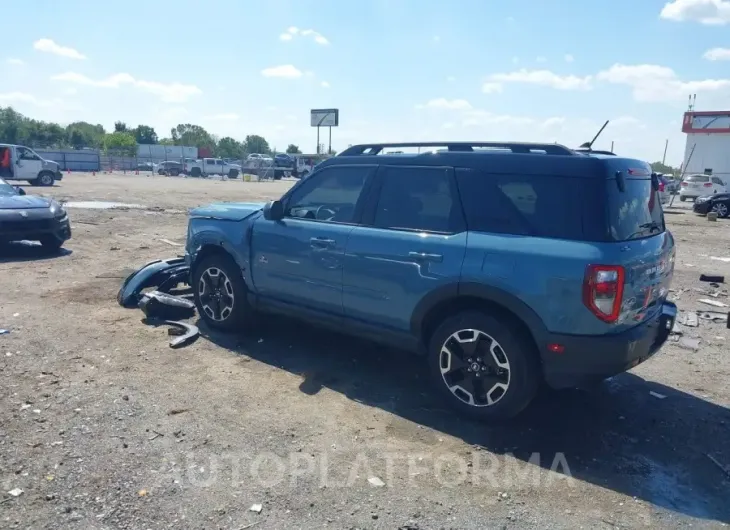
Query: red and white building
[[681, 110, 730, 183]]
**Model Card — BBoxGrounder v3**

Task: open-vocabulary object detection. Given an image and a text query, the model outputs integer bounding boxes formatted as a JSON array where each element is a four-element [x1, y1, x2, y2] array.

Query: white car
[[679, 174, 727, 201]]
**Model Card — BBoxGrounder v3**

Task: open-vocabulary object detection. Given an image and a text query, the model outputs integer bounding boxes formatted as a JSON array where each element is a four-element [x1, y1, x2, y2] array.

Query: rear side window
[[373, 166, 460, 233], [455, 170, 585, 240], [687, 175, 709, 183], [606, 178, 664, 241]]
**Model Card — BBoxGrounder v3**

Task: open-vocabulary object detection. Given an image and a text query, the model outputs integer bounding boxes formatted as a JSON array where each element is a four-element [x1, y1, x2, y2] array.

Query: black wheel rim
[[198, 267, 235, 321], [439, 329, 511, 407], [41, 174, 53, 185]]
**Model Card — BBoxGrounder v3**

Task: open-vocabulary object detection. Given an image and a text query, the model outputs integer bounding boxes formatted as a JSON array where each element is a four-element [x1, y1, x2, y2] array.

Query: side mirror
[[263, 200, 284, 221], [14, 186, 26, 196]]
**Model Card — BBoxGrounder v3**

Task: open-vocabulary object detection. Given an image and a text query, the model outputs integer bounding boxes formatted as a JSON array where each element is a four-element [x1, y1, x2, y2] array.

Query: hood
[[189, 201, 265, 221], [0, 194, 51, 209], [42, 159, 59, 169]]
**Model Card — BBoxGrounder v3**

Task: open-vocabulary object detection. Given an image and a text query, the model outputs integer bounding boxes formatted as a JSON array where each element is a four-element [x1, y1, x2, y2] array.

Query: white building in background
[[681, 110, 730, 183]]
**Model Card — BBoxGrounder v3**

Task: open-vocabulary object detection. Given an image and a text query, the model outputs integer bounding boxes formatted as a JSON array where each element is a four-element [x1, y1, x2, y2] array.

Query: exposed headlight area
[[49, 201, 68, 220]]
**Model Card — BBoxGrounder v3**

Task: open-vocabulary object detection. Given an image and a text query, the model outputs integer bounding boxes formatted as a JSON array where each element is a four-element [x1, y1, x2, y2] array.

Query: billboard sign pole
[[311, 109, 339, 155]]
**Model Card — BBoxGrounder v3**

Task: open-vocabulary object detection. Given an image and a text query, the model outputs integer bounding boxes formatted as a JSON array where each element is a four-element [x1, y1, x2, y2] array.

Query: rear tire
[[427, 311, 540, 421], [191, 167, 202, 178], [192, 254, 253, 332], [680, 196, 686, 202]]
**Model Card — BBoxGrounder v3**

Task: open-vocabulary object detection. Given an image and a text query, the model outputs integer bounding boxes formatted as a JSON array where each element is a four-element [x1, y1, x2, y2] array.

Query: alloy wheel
[[439, 329, 511, 407], [711, 203, 728, 218], [198, 267, 235, 321]]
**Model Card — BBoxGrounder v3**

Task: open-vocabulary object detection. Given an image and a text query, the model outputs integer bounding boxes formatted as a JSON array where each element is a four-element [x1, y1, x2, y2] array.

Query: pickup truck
[[0, 143, 63, 186], [184, 158, 240, 178]]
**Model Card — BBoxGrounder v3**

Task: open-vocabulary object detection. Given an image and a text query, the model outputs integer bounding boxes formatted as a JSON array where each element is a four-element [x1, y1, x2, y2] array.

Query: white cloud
[[596, 63, 730, 101], [305, 70, 315, 77], [704, 47, 730, 60], [536, 56, 547, 63], [6, 58, 24, 65], [280, 27, 329, 44], [481, 82, 503, 94], [206, 113, 240, 121], [660, 0, 730, 25], [417, 98, 473, 110], [261, 64, 303, 78], [541, 117, 567, 128], [565, 54, 575, 63], [33, 38, 86, 59], [488, 69, 593, 90], [0, 92, 61, 107], [320, 81, 330, 88], [63, 87, 78, 95], [51, 72, 202, 102], [300, 29, 329, 45]]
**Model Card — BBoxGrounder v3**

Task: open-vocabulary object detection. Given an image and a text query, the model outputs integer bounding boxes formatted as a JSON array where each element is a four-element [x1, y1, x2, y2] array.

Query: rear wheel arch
[[413, 283, 548, 357]]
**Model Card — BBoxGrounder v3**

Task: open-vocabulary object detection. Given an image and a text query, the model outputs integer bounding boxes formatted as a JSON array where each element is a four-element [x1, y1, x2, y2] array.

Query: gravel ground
[[1, 173, 729, 529]]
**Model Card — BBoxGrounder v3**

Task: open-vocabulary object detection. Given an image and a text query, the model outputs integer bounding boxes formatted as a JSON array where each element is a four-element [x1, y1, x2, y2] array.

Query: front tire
[[192, 254, 253, 331], [36, 172, 55, 187], [712, 202, 729, 218], [428, 311, 540, 421], [680, 196, 687, 202], [39, 235, 64, 251]]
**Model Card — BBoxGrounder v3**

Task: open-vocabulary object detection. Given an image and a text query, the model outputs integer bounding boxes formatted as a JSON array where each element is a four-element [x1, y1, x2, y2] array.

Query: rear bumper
[[543, 301, 677, 389]]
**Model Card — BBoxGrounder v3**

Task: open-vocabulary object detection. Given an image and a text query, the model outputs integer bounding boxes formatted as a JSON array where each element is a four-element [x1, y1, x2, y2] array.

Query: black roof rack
[[574, 148, 616, 156], [338, 141, 575, 157]]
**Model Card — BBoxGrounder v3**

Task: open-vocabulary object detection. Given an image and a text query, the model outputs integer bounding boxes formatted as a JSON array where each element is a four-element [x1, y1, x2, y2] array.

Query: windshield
[[607, 178, 665, 241], [0, 179, 18, 197]]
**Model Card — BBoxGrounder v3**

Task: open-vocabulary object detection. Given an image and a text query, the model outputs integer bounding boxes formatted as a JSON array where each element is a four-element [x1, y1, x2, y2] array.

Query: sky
[[2, 0, 730, 165]]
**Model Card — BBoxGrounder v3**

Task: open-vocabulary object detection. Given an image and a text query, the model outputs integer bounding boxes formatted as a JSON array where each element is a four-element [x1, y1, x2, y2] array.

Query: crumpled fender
[[117, 258, 189, 308]]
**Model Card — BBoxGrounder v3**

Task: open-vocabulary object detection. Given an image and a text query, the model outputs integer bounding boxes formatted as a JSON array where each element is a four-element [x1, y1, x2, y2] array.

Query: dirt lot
[[1, 172, 729, 529]]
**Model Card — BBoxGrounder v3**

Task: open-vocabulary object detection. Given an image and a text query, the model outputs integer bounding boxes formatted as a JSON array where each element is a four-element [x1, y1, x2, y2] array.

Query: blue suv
[[185, 142, 676, 420]]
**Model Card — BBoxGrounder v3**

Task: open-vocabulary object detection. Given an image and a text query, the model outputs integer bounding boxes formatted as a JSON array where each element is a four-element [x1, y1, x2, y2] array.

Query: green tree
[[171, 123, 216, 152], [66, 121, 106, 149], [650, 161, 676, 175], [158, 137, 175, 146], [114, 121, 128, 133], [0, 107, 26, 144], [133, 125, 158, 144], [286, 144, 302, 154], [103, 131, 137, 156], [217, 137, 243, 159], [242, 134, 270, 155]]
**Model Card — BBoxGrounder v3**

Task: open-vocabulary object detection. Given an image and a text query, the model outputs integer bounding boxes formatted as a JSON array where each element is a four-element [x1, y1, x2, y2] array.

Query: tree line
[[0, 106, 302, 158]]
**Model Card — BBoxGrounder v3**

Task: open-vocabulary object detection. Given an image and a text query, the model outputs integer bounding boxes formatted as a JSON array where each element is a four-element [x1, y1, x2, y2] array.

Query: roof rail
[[338, 141, 575, 157], [574, 148, 616, 156]]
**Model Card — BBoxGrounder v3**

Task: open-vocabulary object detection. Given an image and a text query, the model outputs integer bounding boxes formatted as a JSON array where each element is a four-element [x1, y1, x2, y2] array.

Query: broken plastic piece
[[165, 321, 199, 348], [117, 258, 189, 308], [700, 274, 724, 283], [138, 291, 196, 321]]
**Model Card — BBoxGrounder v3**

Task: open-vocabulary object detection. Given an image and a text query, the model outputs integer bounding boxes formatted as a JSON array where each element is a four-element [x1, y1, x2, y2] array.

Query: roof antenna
[[579, 120, 609, 151]]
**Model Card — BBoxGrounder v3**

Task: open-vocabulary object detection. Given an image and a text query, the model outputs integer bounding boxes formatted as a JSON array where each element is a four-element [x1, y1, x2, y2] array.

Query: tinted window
[[606, 178, 664, 241], [373, 167, 458, 233], [687, 175, 709, 183], [286, 166, 370, 223], [712, 177, 724, 185], [456, 170, 585, 240]]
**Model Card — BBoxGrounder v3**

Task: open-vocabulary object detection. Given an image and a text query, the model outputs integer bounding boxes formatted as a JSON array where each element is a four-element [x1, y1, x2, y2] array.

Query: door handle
[[310, 237, 335, 248], [408, 251, 443, 262]]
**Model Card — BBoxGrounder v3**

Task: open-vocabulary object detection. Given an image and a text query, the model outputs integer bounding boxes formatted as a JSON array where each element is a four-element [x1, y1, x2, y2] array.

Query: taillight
[[658, 182, 665, 192], [703, 182, 712, 187], [583, 265, 625, 323], [681, 182, 688, 187]]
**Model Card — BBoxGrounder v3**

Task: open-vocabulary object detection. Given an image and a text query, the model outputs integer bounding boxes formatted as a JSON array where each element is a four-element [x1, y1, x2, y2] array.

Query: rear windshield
[[607, 178, 664, 241], [687, 175, 709, 182]]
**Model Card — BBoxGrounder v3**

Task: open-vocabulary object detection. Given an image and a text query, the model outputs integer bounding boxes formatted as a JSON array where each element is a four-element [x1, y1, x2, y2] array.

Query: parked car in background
[[0, 178, 71, 249], [693, 193, 730, 218], [679, 174, 727, 201], [657, 174, 670, 204], [185, 158, 240, 178], [137, 162, 154, 172], [155, 161, 183, 176], [184, 141, 676, 421], [0, 144, 62, 186]]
